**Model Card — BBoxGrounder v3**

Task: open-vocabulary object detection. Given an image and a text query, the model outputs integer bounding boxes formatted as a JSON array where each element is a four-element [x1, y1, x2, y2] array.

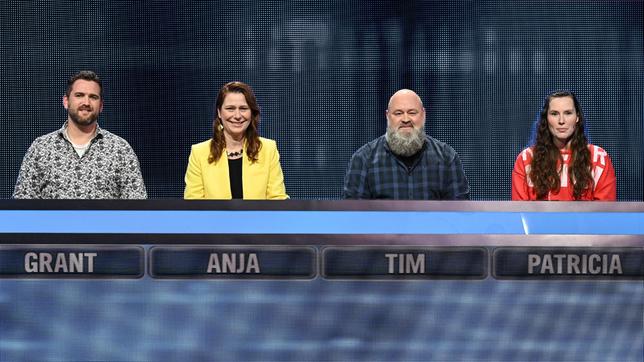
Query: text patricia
[[527, 254, 622, 275]]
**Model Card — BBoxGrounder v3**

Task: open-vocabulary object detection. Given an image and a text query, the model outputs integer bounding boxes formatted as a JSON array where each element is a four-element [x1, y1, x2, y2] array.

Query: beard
[[68, 107, 99, 127], [385, 125, 426, 157]]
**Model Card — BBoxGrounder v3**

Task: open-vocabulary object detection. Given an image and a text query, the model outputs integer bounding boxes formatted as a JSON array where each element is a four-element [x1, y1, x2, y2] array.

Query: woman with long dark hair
[[184, 81, 287, 199], [512, 90, 616, 201]]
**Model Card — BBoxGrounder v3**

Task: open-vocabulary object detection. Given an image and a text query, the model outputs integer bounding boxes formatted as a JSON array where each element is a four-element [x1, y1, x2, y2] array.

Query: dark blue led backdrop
[[0, 1, 641, 200]]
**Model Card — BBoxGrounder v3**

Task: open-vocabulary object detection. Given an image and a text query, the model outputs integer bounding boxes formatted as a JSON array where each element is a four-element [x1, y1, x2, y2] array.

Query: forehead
[[388, 93, 423, 111], [69, 79, 101, 96], [548, 96, 575, 110], [222, 92, 248, 105]]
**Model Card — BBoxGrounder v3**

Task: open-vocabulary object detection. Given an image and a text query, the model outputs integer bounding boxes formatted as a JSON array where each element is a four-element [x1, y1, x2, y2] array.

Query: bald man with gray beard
[[343, 89, 469, 200]]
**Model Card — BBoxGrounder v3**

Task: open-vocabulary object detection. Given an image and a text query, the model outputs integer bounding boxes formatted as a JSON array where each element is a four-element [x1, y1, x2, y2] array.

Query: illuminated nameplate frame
[[149, 246, 317, 279], [0, 201, 643, 280], [0, 246, 144, 279], [493, 247, 644, 280], [322, 247, 488, 280]]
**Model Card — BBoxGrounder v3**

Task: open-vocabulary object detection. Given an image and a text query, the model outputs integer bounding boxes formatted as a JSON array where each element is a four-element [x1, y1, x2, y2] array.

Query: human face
[[63, 79, 103, 127], [546, 96, 578, 149], [386, 90, 426, 137], [218, 92, 251, 141]]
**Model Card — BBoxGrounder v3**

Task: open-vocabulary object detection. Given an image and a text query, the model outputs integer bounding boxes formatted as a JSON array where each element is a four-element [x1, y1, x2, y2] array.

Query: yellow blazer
[[184, 138, 288, 199]]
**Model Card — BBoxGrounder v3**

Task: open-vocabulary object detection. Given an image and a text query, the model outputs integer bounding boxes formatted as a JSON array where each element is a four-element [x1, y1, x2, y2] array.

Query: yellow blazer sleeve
[[184, 144, 205, 199], [266, 141, 288, 200]]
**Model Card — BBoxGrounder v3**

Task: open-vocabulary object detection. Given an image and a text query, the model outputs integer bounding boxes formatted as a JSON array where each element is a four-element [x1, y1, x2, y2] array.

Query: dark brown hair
[[66, 70, 102, 98], [530, 90, 593, 200], [209, 81, 262, 164]]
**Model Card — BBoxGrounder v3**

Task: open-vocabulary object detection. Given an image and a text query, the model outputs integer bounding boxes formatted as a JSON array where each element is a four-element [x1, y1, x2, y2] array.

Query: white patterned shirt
[[13, 123, 147, 199]]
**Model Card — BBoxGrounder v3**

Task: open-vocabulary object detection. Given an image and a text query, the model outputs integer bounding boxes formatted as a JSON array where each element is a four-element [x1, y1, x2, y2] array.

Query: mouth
[[556, 128, 568, 133], [226, 119, 248, 125]]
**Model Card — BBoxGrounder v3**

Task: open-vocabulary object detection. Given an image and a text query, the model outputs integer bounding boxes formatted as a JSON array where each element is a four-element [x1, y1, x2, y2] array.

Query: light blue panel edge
[[0, 210, 643, 234]]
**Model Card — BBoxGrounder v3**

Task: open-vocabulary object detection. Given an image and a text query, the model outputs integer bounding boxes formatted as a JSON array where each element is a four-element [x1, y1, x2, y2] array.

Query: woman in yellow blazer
[[184, 81, 288, 199]]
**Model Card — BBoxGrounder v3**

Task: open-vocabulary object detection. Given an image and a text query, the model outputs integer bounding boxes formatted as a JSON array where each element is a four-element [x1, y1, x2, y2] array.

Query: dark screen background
[[0, 1, 642, 200]]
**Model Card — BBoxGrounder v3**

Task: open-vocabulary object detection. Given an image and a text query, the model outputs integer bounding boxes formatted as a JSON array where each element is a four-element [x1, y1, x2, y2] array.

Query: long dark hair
[[529, 90, 593, 200], [209, 81, 262, 164]]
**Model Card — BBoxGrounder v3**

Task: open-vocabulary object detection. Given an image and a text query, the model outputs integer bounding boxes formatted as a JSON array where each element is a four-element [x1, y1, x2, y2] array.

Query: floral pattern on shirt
[[13, 123, 147, 199]]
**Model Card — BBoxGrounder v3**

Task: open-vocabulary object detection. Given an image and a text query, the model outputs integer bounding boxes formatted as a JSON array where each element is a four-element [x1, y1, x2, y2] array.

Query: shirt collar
[[57, 121, 104, 141]]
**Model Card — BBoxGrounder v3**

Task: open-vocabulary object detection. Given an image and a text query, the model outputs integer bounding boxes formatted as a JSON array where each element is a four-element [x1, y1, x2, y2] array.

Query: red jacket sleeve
[[592, 150, 617, 201], [512, 151, 531, 201]]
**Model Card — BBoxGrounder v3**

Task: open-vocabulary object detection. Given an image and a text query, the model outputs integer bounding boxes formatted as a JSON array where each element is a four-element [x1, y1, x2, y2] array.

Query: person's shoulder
[[425, 135, 450, 149], [587, 144, 609, 155], [99, 128, 134, 148], [32, 129, 61, 143], [587, 144, 612, 166], [515, 146, 534, 162], [27, 129, 62, 151], [424, 135, 460, 160], [191, 139, 212, 152], [353, 135, 386, 157], [259, 137, 277, 149]]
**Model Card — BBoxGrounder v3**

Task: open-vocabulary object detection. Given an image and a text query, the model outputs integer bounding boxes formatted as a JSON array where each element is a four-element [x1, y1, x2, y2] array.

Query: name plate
[[0, 246, 144, 279], [322, 247, 487, 279], [149, 246, 316, 279], [493, 248, 644, 279]]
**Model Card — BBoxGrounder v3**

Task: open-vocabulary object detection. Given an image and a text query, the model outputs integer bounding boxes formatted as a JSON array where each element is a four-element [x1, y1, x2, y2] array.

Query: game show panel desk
[[0, 200, 642, 280]]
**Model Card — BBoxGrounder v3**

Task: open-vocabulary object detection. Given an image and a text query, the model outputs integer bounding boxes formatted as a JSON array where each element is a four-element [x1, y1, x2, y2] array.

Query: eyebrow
[[73, 91, 99, 96]]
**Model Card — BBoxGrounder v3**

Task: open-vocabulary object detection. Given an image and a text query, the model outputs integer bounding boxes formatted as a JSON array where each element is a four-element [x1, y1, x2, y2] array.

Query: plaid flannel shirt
[[343, 135, 469, 200]]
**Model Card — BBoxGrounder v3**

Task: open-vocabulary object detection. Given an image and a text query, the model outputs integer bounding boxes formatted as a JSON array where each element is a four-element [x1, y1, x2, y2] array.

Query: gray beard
[[385, 125, 426, 157]]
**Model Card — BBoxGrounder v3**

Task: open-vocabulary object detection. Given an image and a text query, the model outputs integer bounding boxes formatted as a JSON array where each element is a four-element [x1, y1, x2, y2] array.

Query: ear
[[62, 95, 69, 110], [99, 99, 104, 113]]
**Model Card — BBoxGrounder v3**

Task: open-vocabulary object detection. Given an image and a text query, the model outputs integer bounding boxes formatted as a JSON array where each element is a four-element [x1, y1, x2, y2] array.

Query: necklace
[[227, 149, 243, 158]]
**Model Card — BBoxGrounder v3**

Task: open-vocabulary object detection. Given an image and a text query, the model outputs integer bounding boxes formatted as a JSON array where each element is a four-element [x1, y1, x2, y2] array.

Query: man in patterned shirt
[[343, 89, 469, 200], [13, 70, 147, 199]]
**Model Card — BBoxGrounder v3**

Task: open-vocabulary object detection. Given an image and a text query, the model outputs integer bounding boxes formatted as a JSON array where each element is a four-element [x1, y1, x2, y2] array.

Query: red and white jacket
[[512, 145, 616, 201]]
